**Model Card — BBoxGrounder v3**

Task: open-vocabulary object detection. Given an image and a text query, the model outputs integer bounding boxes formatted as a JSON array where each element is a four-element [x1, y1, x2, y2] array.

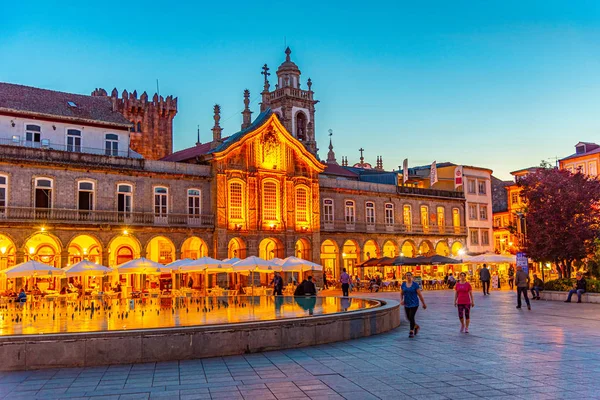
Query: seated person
[[565, 273, 586, 303], [17, 288, 27, 303], [531, 274, 544, 300], [447, 273, 456, 289], [302, 276, 317, 296], [294, 279, 307, 296]]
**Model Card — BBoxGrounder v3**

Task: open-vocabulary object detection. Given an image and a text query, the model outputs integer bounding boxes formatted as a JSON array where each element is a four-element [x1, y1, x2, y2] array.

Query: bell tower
[[260, 47, 319, 156]]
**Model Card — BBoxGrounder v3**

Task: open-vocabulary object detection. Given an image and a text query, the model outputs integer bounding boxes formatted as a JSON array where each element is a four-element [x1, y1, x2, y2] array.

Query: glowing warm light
[[458, 249, 466, 256], [83, 248, 88, 255], [123, 230, 128, 235], [40, 227, 46, 232], [508, 241, 514, 246], [400, 252, 404, 257], [29, 247, 35, 255], [342, 253, 346, 257], [0, 247, 5, 255], [546, 263, 551, 268]]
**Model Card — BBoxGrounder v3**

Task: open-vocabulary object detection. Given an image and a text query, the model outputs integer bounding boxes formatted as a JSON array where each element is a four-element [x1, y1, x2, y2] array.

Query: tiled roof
[[321, 163, 359, 178], [0, 82, 131, 127], [161, 141, 214, 162], [560, 146, 600, 162]]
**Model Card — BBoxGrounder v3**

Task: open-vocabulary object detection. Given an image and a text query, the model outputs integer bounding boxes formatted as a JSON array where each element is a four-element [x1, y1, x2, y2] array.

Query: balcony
[[396, 186, 465, 199], [0, 207, 214, 228], [320, 220, 467, 235], [0, 137, 137, 158], [268, 87, 314, 101]]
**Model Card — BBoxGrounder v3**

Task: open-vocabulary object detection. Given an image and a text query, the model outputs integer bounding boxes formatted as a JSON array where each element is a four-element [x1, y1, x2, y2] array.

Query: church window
[[105, 134, 119, 156], [295, 187, 308, 223], [420, 205, 429, 231], [188, 189, 201, 216], [25, 124, 41, 145], [67, 129, 81, 152], [77, 181, 94, 211], [229, 182, 244, 220], [295, 112, 307, 141], [0, 175, 7, 215], [365, 201, 375, 225], [345, 200, 355, 224], [262, 181, 278, 221], [323, 199, 334, 223], [385, 203, 394, 225], [403, 205, 412, 231], [34, 178, 53, 209]]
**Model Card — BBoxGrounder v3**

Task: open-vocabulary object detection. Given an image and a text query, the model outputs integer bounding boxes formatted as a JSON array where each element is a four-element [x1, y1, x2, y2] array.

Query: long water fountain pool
[[0, 296, 380, 335]]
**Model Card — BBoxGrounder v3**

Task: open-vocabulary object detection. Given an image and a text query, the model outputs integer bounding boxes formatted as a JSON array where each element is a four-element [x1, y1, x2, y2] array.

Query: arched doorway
[[108, 234, 141, 267], [0, 234, 16, 270], [320, 240, 338, 281], [362, 240, 380, 261], [68, 234, 102, 266], [401, 240, 416, 257], [24, 233, 61, 267], [382, 240, 398, 258], [451, 241, 464, 256], [146, 236, 175, 265], [418, 240, 433, 256], [259, 238, 284, 260], [181, 237, 208, 260], [295, 238, 311, 260], [435, 241, 450, 256], [228, 238, 247, 259], [342, 240, 360, 278]]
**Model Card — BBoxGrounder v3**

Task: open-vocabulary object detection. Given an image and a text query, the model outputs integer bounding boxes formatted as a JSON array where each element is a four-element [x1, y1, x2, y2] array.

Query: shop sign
[[516, 252, 528, 274]]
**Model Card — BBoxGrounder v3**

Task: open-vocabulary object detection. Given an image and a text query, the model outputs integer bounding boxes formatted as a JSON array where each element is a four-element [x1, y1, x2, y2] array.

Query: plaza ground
[[1, 290, 600, 400]]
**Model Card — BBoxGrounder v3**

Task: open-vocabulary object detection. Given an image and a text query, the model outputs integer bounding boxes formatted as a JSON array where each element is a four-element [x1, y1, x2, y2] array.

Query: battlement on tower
[[91, 88, 178, 160]]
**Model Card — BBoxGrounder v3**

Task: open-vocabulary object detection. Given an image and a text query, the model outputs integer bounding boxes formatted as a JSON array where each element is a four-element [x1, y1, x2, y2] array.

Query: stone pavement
[[1, 290, 600, 400]]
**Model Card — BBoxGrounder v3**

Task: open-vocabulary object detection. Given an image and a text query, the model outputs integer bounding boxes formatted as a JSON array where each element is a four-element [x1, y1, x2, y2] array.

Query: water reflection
[[0, 296, 379, 335]]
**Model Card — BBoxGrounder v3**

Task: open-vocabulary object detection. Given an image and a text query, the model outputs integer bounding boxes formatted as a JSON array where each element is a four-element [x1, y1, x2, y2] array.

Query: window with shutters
[[323, 199, 334, 223], [365, 201, 375, 225], [385, 203, 394, 225]]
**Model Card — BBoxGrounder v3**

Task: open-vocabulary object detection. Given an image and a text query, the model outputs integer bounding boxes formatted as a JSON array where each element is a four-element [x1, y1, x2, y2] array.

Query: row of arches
[[320, 239, 463, 280], [0, 233, 210, 269]]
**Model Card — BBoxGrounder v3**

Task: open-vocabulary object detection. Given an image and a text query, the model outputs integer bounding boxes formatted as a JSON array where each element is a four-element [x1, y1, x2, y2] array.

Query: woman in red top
[[454, 272, 474, 333]]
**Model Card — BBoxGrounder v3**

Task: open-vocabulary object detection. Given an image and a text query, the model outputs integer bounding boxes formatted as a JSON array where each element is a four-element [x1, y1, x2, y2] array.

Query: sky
[[1, 1, 599, 179]]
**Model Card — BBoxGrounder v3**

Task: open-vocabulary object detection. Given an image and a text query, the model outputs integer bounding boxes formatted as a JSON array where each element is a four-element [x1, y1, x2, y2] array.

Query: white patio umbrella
[[115, 257, 171, 274], [281, 256, 323, 272], [180, 256, 225, 273], [166, 258, 195, 270], [232, 256, 282, 273], [63, 260, 112, 277], [222, 257, 241, 264], [1, 260, 65, 278]]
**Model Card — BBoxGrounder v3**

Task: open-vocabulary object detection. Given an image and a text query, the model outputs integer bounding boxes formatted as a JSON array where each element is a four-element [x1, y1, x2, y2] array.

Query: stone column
[[60, 249, 69, 269]]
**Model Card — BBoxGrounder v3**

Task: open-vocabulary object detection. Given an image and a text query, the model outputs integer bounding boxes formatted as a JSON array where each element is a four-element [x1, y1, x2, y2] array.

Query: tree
[[518, 168, 600, 277]]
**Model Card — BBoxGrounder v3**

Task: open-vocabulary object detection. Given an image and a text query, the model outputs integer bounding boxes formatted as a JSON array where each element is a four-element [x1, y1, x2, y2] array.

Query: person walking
[[508, 265, 515, 290], [479, 264, 491, 295], [400, 272, 427, 338], [340, 268, 352, 297], [323, 275, 329, 290], [531, 274, 544, 300], [454, 272, 474, 333], [565, 272, 587, 303], [270, 271, 283, 296], [515, 265, 531, 310]]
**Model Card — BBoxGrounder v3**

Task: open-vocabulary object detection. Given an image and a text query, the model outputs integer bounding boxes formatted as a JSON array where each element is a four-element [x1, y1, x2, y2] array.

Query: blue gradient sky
[[1, 1, 599, 179]]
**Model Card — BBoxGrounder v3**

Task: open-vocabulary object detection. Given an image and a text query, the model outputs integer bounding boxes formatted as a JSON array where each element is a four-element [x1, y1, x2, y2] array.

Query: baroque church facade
[[0, 49, 467, 281]]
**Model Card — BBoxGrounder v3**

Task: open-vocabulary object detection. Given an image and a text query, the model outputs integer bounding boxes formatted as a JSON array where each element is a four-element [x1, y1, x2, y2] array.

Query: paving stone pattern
[[1, 290, 600, 400]]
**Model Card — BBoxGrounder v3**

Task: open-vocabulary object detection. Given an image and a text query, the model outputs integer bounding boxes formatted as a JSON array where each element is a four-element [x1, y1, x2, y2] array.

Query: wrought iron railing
[[0, 137, 137, 158], [320, 219, 466, 235], [0, 207, 214, 228]]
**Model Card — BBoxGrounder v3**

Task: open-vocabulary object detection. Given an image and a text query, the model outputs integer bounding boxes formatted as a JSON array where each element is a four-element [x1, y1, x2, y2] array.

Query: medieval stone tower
[[91, 88, 177, 160], [260, 47, 318, 156]]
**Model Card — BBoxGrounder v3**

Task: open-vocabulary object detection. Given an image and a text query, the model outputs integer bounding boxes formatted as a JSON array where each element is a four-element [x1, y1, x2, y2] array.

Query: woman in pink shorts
[[454, 272, 474, 333]]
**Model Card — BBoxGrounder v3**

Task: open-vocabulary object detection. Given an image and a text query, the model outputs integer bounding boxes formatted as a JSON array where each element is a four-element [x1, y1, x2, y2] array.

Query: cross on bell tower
[[260, 47, 319, 156]]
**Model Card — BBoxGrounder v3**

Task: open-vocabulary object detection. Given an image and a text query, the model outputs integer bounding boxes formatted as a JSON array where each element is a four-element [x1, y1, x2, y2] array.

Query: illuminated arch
[[68, 234, 103, 266], [228, 237, 247, 259], [401, 240, 416, 258], [362, 239, 380, 260], [451, 241, 464, 256], [320, 239, 339, 279], [382, 240, 398, 258], [181, 237, 208, 260], [435, 240, 450, 256], [418, 240, 434, 256], [146, 236, 176, 265], [0, 233, 17, 269], [259, 237, 284, 260], [107, 234, 141, 267], [24, 233, 62, 267], [295, 238, 311, 260]]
